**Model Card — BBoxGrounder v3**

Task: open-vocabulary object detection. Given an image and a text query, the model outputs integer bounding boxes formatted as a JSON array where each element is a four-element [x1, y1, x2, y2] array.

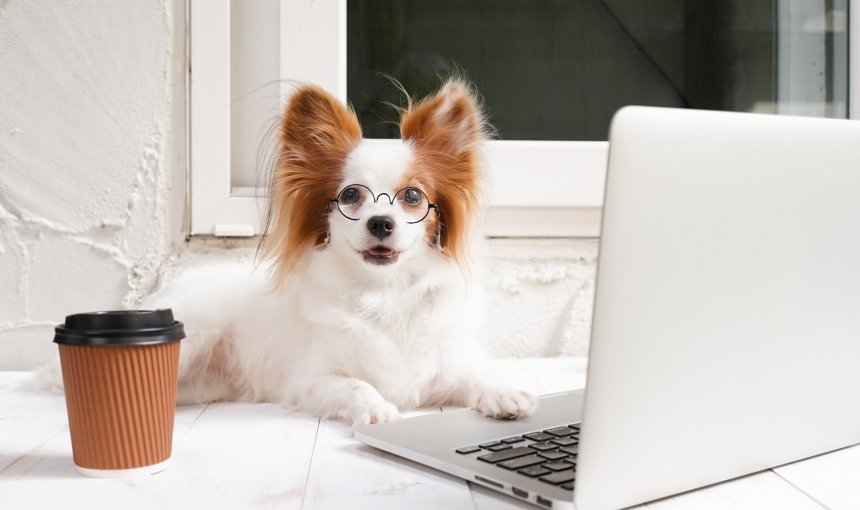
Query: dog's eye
[[402, 188, 422, 206], [340, 187, 361, 204]]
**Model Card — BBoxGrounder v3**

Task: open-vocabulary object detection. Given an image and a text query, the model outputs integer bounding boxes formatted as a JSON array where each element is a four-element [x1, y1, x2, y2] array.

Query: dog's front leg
[[281, 375, 401, 427], [448, 374, 539, 420]]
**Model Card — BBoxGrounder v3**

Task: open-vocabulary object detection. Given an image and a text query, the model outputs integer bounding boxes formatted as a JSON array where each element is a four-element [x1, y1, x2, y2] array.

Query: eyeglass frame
[[328, 184, 439, 224]]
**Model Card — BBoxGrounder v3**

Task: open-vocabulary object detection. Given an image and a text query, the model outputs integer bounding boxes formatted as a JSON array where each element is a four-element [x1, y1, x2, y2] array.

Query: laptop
[[355, 107, 860, 510]]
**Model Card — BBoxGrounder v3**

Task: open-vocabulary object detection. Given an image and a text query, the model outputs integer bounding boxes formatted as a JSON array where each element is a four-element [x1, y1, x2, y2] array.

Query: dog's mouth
[[361, 245, 399, 265]]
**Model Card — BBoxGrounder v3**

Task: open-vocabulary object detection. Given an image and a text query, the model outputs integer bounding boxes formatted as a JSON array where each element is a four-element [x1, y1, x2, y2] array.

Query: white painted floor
[[0, 359, 856, 509]]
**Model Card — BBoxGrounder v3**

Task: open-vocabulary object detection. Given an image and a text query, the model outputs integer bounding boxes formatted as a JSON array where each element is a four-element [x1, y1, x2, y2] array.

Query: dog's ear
[[400, 79, 487, 264], [264, 85, 362, 287]]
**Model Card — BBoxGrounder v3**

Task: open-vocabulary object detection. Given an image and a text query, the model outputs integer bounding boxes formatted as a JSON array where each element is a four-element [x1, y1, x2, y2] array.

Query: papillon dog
[[141, 79, 537, 426]]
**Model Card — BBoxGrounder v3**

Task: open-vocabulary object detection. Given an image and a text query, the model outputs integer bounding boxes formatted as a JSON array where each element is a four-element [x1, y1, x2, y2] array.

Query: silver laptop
[[355, 107, 860, 510]]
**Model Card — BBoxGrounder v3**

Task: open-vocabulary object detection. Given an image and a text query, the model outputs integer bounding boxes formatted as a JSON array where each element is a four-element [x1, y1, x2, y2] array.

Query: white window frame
[[190, 0, 859, 238]]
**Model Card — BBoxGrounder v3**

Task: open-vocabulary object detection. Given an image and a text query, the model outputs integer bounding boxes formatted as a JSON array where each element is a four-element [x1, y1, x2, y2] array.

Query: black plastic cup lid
[[54, 309, 185, 346]]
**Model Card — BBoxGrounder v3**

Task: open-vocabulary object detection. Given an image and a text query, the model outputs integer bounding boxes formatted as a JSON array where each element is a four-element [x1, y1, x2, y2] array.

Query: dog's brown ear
[[264, 85, 362, 288], [400, 79, 487, 264], [400, 79, 486, 163]]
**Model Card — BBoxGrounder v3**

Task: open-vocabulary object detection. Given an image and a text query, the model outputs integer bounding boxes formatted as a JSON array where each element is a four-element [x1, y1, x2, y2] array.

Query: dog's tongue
[[369, 246, 395, 257]]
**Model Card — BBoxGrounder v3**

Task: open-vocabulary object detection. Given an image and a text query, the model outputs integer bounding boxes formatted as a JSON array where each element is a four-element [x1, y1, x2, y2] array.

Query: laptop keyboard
[[455, 423, 579, 491]]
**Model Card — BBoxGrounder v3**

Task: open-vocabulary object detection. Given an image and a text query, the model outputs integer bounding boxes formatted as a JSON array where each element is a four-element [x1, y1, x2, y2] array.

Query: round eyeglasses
[[329, 184, 438, 224]]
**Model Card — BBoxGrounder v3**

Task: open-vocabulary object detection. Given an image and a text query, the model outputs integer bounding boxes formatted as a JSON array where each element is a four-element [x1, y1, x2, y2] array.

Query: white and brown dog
[[143, 79, 537, 426]]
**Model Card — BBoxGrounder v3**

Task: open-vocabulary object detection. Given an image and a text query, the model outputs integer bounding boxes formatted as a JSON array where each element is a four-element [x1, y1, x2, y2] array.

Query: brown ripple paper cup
[[54, 310, 184, 478]]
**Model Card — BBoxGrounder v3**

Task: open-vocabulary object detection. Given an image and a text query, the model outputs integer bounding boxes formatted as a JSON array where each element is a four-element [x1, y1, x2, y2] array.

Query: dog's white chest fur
[[284, 252, 481, 410]]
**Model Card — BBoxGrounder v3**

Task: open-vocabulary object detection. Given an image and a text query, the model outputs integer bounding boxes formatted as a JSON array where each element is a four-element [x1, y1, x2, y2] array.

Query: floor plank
[[1, 364, 852, 510], [0, 373, 68, 472], [140, 402, 319, 509], [0, 404, 207, 509], [632, 471, 825, 510], [487, 358, 546, 396], [302, 418, 476, 510], [774, 444, 860, 510], [520, 357, 588, 394]]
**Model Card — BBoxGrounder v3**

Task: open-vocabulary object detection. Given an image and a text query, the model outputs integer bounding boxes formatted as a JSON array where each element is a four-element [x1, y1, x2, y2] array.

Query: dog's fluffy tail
[[26, 356, 65, 394]]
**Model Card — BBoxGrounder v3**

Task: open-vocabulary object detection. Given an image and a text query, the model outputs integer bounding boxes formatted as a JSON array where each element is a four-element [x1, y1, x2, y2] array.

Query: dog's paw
[[475, 386, 538, 420], [350, 398, 401, 428]]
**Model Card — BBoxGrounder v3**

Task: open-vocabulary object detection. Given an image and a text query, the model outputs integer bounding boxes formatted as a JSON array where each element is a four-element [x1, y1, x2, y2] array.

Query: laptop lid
[[576, 107, 860, 510]]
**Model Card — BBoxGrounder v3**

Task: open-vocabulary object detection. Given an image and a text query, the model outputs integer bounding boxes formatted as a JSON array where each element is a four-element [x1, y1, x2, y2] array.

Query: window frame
[[189, 0, 858, 238]]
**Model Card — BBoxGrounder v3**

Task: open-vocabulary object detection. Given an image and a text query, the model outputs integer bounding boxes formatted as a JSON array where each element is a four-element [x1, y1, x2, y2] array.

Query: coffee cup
[[54, 309, 184, 477]]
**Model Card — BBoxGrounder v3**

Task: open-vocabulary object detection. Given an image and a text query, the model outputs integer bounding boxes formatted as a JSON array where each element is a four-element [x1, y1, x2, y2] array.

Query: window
[[190, 0, 857, 237]]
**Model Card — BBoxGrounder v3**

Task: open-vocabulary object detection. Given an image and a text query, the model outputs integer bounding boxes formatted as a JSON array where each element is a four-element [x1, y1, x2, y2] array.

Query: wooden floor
[[1, 359, 857, 509]]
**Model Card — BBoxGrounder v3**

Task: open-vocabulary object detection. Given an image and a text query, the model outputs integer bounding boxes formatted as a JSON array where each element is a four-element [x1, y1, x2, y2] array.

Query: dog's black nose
[[367, 215, 395, 240]]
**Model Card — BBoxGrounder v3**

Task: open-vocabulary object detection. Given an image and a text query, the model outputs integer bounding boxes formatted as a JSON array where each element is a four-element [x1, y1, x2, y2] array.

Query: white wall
[[0, 0, 595, 370], [0, 0, 188, 369]]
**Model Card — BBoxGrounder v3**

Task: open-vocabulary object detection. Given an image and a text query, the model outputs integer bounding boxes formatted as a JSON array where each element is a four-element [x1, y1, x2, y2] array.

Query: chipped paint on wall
[[0, 0, 187, 369]]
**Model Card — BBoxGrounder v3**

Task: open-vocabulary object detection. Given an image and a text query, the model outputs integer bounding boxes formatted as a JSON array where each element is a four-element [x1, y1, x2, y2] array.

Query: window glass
[[347, 0, 849, 140]]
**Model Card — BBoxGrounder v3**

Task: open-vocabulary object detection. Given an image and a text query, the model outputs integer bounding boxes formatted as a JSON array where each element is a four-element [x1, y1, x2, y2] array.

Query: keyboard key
[[539, 469, 577, 485], [545, 426, 579, 437], [537, 450, 569, 461], [518, 465, 551, 478], [528, 441, 558, 452], [560, 446, 579, 456], [455, 446, 481, 454], [501, 436, 525, 444], [480, 441, 502, 448], [477, 446, 535, 464], [523, 432, 554, 442], [542, 460, 574, 472], [551, 437, 578, 447], [561, 482, 575, 491], [486, 443, 512, 452], [498, 454, 546, 470]]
